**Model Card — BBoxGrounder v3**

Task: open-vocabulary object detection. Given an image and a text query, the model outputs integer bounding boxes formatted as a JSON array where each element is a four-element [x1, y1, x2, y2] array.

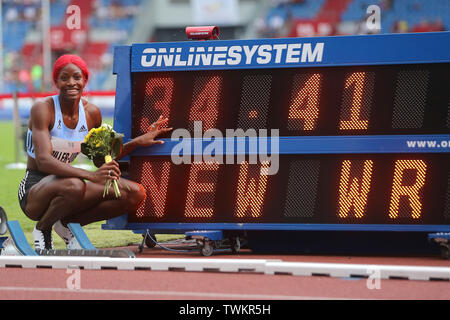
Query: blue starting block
[[1, 220, 95, 256], [428, 233, 450, 259], [0, 219, 134, 258], [67, 223, 96, 250], [3, 220, 38, 256]]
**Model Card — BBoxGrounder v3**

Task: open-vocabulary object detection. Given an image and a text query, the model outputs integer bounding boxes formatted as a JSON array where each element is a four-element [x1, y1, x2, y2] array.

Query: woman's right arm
[[31, 102, 120, 183]]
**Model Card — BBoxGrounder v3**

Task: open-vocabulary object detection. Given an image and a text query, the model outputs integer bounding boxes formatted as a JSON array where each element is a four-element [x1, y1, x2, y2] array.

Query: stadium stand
[[256, 0, 448, 38], [1, 0, 142, 93], [0, 0, 448, 94], [341, 0, 448, 34]]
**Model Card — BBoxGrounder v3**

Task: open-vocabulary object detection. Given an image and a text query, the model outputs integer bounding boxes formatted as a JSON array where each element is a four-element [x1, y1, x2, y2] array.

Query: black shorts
[[18, 170, 48, 214]]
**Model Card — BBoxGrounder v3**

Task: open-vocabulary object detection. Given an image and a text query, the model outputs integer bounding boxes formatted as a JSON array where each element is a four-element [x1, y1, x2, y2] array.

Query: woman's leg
[[59, 178, 146, 226], [26, 176, 145, 229], [25, 175, 87, 230]]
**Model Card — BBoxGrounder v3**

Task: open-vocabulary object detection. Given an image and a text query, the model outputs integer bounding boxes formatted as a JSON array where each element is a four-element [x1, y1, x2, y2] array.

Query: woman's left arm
[[85, 101, 172, 163], [117, 116, 172, 160]]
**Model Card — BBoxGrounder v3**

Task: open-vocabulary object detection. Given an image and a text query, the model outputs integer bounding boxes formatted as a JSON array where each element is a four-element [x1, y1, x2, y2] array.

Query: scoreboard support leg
[[136, 228, 246, 256], [428, 233, 450, 259], [138, 230, 156, 253]]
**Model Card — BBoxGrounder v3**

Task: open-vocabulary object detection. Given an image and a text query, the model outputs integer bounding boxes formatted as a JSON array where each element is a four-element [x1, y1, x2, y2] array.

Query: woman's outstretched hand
[[137, 115, 173, 147]]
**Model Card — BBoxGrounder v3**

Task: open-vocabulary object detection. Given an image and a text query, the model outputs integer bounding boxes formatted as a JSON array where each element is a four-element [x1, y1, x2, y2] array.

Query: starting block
[[0, 218, 135, 258], [67, 223, 96, 250], [2, 220, 38, 256], [35, 249, 135, 258], [0, 206, 7, 235]]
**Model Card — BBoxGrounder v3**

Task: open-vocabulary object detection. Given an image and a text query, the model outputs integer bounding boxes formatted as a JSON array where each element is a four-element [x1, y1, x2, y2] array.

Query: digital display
[[128, 154, 450, 225], [110, 33, 450, 231], [131, 64, 450, 138]]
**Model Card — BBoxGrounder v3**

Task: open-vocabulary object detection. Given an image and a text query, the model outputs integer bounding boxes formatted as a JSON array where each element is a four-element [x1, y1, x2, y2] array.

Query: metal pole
[[0, 0, 4, 93], [5, 91, 27, 169], [12, 91, 21, 164], [42, 0, 51, 91]]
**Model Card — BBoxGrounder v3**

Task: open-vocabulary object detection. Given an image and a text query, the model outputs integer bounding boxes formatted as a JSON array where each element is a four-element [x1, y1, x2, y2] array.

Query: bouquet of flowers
[[81, 124, 124, 198]]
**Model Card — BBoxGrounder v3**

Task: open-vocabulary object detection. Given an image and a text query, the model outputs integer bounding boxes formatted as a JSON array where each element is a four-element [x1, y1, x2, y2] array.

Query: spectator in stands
[[392, 20, 409, 33], [5, 6, 19, 22], [18, 69, 32, 92], [267, 14, 285, 37], [4, 51, 17, 71], [23, 5, 37, 21], [94, 2, 110, 21], [9, 67, 21, 93], [409, 1, 422, 12], [31, 64, 43, 92], [433, 19, 445, 32], [380, 0, 394, 11], [412, 20, 433, 33], [254, 17, 269, 38], [272, 0, 290, 8], [111, 0, 127, 19]]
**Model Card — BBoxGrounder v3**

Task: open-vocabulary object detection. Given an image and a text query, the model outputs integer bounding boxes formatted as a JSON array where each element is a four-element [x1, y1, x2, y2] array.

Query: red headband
[[52, 54, 89, 85]]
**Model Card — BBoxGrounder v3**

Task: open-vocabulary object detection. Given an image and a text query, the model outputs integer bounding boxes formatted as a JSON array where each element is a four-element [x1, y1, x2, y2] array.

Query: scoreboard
[[105, 32, 450, 234]]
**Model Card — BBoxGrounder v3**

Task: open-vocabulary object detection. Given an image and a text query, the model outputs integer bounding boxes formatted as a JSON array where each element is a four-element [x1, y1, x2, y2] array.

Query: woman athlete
[[18, 54, 171, 250]]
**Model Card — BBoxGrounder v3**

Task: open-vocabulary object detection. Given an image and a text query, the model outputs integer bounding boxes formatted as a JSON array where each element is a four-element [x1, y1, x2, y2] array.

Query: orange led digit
[[236, 161, 270, 218], [338, 160, 374, 218], [140, 77, 174, 133], [145, 77, 174, 117], [248, 110, 258, 118], [189, 75, 222, 131], [185, 162, 220, 218], [389, 160, 427, 219], [288, 73, 321, 131], [136, 162, 171, 218], [339, 72, 370, 130]]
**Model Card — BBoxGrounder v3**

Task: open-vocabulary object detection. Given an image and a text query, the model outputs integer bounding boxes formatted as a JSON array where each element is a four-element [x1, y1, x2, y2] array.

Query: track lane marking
[[0, 286, 355, 300]]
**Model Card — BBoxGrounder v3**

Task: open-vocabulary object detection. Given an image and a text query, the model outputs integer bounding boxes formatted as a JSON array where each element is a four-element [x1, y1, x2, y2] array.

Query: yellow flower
[[84, 128, 96, 142], [96, 142, 102, 147]]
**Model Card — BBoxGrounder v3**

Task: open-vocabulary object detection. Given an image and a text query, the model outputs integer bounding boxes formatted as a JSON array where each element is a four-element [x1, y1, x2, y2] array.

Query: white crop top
[[26, 95, 89, 164]]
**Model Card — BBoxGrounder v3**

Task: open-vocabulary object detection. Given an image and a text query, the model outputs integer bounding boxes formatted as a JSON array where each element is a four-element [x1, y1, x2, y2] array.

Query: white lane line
[[0, 286, 352, 300], [265, 262, 450, 281], [0, 256, 272, 272], [0, 256, 448, 281]]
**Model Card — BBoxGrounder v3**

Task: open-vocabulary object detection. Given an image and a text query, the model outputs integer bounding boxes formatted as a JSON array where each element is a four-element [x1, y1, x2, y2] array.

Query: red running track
[[0, 247, 449, 300]]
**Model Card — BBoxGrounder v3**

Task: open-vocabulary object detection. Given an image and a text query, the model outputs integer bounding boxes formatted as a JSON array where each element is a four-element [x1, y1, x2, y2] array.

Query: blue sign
[[131, 32, 450, 72]]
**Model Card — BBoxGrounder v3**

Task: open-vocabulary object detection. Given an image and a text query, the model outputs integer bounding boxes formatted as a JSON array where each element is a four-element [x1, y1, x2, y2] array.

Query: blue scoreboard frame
[[103, 32, 450, 243]]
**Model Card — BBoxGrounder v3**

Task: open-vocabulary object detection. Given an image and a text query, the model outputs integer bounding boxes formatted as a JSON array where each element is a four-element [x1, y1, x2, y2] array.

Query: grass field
[[0, 119, 178, 250]]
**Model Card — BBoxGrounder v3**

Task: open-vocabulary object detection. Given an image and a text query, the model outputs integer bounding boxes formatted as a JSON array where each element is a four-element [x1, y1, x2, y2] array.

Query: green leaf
[[111, 137, 123, 159], [80, 143, 91, 159]]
